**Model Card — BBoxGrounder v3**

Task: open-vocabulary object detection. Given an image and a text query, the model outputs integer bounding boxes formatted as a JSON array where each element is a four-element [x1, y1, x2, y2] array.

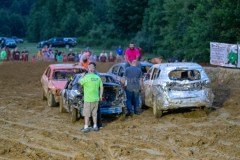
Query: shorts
[[83, 101, 99, 118]]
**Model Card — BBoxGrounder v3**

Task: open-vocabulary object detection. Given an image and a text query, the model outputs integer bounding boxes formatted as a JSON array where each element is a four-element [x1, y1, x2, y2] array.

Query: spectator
[[83, 47, 91, 59], [13, 48, 20, 61], [54, 50, 59, 61], [56, 52, 63, 62], [0, 48, 7, 62], [123, 60, 143, 116], [80, 55, 90, 69], [124, 42, 140, 67], [89, 54, 97, 63], [79, 62, 103, 133], [108, 51, 116, 62], [99, 51, 107, 62], [116, 46, 123, 62], [67, 51, 75, 61]]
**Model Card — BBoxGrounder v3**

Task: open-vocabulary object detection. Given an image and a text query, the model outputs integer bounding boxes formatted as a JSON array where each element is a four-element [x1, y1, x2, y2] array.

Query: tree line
[[1, 0, 240, 62]]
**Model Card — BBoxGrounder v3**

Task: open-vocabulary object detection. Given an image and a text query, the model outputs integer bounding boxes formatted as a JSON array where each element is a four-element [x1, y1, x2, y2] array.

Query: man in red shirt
[[124, 42, 140, 67]]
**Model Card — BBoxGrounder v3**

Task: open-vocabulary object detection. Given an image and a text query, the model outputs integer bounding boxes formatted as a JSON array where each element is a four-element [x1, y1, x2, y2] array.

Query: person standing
[[124, 42, 140, 67], [116, 46, 123, 62], [79, 62, 103, 133], [123, 60, 143, 116]]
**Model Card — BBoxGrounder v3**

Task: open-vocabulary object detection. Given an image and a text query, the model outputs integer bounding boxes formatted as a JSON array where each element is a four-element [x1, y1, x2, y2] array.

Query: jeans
[[125, 90, 140, 114]]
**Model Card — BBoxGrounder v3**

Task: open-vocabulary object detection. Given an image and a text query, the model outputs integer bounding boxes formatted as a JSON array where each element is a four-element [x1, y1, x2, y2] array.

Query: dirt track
[[0, 62, 240, 160]]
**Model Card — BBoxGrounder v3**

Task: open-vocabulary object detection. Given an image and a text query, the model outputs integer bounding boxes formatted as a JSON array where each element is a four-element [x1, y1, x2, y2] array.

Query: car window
[[151, 68, 161, 80], [169, 70, 201, 81], [45, 67, 51, 78], [53, 70, 75, 80], [112, 66, 119, 75], [144, 67, 153, 80], [118, 67, 125, 77]]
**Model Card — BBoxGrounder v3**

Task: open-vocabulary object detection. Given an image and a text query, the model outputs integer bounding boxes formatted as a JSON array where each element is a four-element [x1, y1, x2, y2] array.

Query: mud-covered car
[[60, 73, 126, 122], [143, 63, 214, 117], [107, 61, 153, 81], [41, 64, 86, 107]]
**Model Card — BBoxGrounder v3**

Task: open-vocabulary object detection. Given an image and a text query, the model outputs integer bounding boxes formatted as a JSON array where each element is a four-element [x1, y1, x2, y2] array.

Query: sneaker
[[81, 127, 90, 133], [93, 127, 99, 131]]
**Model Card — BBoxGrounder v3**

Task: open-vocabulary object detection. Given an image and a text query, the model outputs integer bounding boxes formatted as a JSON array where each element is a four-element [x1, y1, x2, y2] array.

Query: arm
[[99, 81, 103, 100]]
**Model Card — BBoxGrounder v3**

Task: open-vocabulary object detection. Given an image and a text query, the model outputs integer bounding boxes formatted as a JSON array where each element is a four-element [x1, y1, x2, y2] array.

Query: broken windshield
[[169, 69, 201, 81]]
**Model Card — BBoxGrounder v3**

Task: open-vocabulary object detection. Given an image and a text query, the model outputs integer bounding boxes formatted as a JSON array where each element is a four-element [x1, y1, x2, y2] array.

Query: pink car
[[41, 64, 86, 107]]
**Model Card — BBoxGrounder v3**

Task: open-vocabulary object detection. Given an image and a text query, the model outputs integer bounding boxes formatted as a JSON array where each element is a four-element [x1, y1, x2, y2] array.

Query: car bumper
[[100, 106, 122, 114]]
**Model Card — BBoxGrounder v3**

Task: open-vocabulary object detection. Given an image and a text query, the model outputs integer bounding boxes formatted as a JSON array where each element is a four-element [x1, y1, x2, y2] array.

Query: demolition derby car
[[59, 73, 126, 122], [107, 61, 153, 81], [143, 63, 214, 117], [41, 64, 86, 107]]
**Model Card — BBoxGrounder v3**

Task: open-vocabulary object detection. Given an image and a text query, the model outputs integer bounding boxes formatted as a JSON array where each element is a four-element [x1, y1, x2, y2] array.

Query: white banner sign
[[210, 42, 240, 68]]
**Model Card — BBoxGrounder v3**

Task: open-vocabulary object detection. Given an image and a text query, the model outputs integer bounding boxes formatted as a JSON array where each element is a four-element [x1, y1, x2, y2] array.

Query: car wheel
[[71, 108, 78, 123], [203, 106, 211, 115], [42, 88, 47, 100], [153, 98, 162, 118], [48, 92, 57, 107], [59, 96, 67, 113]]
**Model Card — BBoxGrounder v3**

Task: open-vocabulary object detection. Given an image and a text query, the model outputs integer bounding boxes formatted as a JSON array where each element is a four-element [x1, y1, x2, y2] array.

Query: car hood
[[50, 80, 68, 89]]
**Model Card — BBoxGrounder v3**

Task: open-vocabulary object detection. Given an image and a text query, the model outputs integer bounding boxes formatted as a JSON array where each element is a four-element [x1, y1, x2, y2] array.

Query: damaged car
[[143, 63, 214, 117], [41, 64, 86, 107], [60, 73, 126, 122]]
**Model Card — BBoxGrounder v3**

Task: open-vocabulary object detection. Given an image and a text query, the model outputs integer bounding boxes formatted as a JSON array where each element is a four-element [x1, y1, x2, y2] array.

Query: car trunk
[[100, 83, 122, 107]]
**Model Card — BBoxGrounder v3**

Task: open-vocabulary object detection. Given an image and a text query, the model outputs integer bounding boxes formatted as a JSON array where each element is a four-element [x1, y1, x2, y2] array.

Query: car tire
[[203, 106, 211, 115], [48, 92, 57, 107], [59, 97, 67, 113], [42, 88, 47, 100], [71, 108, 78, 123], [153, 98, 163, 118]]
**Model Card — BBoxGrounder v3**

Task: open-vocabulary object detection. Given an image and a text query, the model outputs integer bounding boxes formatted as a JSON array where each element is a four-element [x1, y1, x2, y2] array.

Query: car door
[[150, 68, 161, 104], [42, 67, 51, 94], [143, 67, 154, 106]]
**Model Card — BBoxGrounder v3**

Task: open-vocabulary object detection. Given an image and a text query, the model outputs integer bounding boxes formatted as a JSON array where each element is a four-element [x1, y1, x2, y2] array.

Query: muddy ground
[[0, 62, 239, 160]]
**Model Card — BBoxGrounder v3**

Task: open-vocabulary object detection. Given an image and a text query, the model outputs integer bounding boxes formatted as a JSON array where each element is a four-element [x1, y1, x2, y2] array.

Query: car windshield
[[100, 75, 116, 83], [141, 65, 151, 74], [53, 69, 75, 80], [169, 69, 201, 81]]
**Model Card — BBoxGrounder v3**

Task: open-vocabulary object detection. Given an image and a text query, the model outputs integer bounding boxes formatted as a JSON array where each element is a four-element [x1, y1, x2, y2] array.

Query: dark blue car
[[59, 73, 126, 122]]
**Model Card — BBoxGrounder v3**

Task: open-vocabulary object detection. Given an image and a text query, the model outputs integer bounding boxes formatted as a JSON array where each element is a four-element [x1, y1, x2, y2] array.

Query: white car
[[143, 63, 214, 117]]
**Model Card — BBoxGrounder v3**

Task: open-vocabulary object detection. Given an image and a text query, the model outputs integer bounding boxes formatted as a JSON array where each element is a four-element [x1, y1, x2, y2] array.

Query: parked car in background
[[143, 63, 214, 117], [37, 37, 77, 48], [41, 64, 86, 107], [3, 38, 17, 48], [12, 36, 24, 43], [60, 73, 126, 122]]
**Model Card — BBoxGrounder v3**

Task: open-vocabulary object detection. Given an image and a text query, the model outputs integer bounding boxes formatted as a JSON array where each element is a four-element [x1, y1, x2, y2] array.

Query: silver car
[[143, 63, 214, 117]]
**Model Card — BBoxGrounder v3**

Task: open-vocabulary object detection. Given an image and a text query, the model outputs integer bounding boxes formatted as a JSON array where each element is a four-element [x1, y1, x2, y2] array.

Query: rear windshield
[[53, 69, 75, 80], [169, 70, 201, 81], [100, 75, 116, 83]]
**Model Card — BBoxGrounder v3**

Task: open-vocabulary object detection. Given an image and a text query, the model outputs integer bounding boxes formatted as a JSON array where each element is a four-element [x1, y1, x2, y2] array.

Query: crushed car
[[41, 64, 86, 107], [60, 73, 126, 122], [143, 63, 214, 117]]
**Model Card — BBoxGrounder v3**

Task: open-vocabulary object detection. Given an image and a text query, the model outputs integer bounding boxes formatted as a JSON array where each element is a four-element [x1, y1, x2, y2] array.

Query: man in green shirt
[[79, 62, 103, 132], [0, 48, 7, 62]]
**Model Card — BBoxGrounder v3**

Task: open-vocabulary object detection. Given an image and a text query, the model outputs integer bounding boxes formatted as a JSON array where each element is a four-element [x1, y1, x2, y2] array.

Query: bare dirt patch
[[0, 62, 239, 160]]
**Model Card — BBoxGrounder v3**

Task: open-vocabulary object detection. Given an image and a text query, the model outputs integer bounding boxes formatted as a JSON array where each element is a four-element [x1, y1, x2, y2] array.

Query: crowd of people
[[0, 47, 29, 62]]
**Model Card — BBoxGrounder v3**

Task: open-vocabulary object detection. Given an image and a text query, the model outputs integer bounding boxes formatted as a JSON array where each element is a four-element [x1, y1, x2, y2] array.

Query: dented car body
[[143, 63, 214, 117], [60, 73, 126, 122]]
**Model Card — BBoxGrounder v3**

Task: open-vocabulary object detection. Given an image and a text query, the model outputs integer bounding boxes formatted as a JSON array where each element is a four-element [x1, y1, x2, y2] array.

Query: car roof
[[49, 64, 85, 70], [153, 62, 203, 69]]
